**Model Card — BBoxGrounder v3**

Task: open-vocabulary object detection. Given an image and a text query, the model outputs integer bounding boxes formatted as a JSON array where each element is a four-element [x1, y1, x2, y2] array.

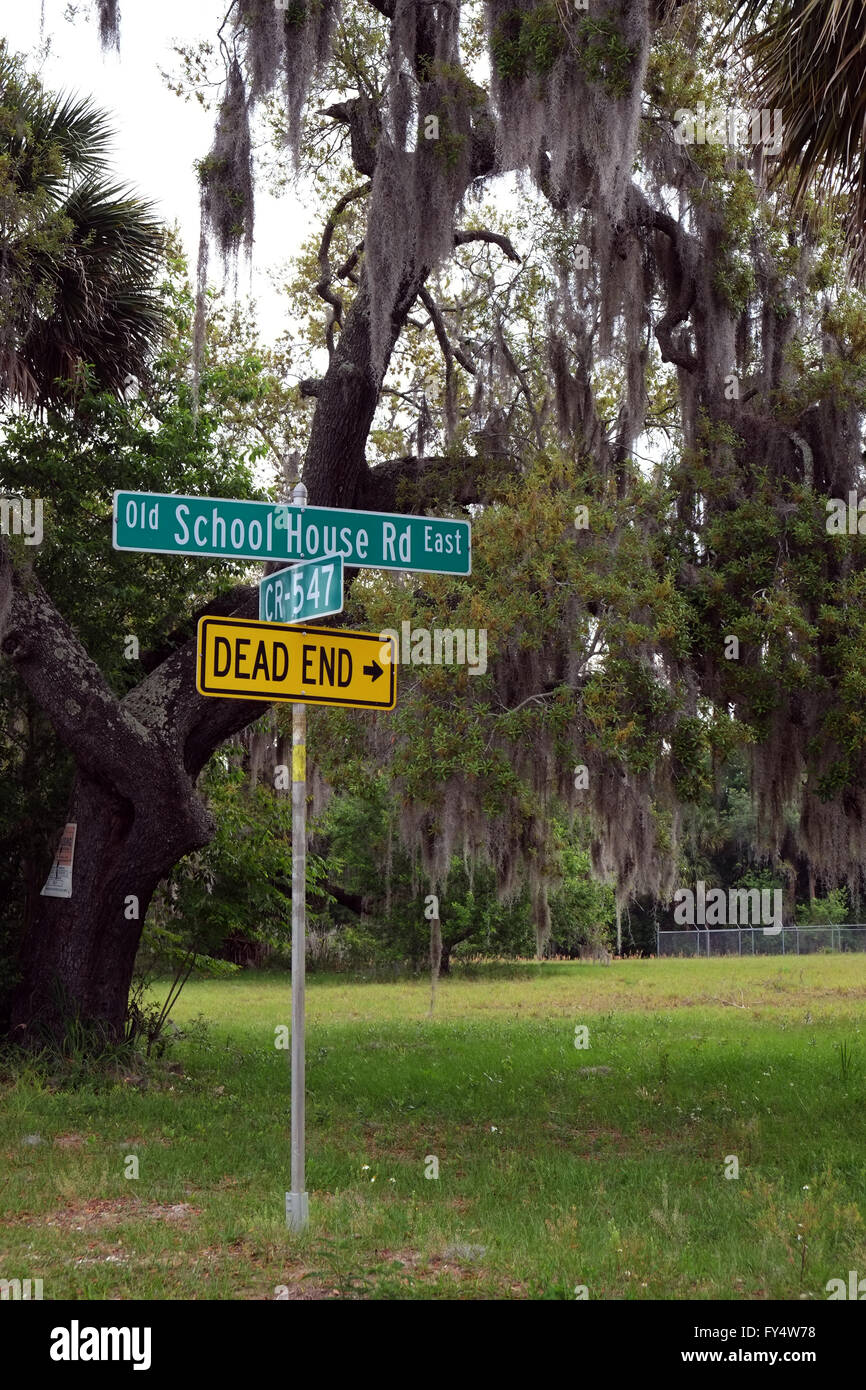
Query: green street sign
[[259, 555, 344, 625], [113, 490, 471, 575], [114, 491, 291, 562], [273, 500, 471, 576]]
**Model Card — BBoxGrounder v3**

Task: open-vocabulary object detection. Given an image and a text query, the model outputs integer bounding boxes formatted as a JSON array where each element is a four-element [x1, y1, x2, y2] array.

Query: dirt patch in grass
[[144, 1203, 200, 1223], [53, 1133, 89, 1150], [9, 1197, 201, 1231], [362, 1246, 527, 1297], [72, 1248, 130, 1268]]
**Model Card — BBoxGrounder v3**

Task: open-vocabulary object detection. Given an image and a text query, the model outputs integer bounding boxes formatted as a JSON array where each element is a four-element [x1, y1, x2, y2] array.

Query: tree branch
[[364, 0, 395, 17], [321, 96, 380, 176], [0, 542, 206, 822], [417, 285, 476, 376], [316, 182, 372, 357], [0, 548, 145, 790], [335, 240, 364, 283], [124, 583, 267, 778], [358, 452, 515, 513], [627, 185, 699, 373], [454, 228, 521, 263], [494, 318, 543, 449]]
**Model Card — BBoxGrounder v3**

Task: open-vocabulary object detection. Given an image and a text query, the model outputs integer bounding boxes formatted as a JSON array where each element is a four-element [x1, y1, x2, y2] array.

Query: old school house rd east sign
[[114, 490, 471, 575], [197, 617, 397, 710]]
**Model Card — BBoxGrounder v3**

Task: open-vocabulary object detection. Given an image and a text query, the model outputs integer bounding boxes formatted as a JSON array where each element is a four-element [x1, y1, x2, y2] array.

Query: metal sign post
[[287, 481, 308, 1233], [287, 696, 308, 1231]]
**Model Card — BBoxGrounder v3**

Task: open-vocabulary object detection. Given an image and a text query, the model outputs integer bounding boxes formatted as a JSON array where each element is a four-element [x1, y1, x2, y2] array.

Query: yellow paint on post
[[293, 744, 306, 782], [196, 616, 397, 710]]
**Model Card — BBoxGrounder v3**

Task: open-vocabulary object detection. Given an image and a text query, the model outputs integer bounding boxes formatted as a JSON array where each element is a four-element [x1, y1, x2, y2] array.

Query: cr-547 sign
[[259, 555, 344, 625]]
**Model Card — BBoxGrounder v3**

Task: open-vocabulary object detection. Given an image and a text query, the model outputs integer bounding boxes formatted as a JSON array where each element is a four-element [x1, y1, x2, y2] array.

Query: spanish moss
[[96, 0, 120, 52]]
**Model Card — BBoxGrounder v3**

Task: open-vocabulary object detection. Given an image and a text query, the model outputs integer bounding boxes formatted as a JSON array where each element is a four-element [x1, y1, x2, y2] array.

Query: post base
[[285, 1191, 309, 1231]]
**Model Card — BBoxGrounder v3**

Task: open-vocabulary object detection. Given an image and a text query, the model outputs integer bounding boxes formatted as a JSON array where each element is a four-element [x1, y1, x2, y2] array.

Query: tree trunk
[[428, 914, 442, 1017], [0, 559, 243, 1043], [9, 771, 211, 1043]]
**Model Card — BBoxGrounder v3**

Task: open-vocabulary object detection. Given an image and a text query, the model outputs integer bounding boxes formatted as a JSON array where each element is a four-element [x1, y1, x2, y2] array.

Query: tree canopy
[[4, 0, 866, 1036]]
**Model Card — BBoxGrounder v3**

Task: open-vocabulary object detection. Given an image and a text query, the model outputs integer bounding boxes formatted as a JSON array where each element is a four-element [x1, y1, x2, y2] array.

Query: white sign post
[[286, 483, 309, 1232], [286, 694, 308, 1231]]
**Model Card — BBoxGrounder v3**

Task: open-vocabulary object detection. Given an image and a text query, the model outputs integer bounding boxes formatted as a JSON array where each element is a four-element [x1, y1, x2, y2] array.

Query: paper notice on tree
[[40, 823, 77, 899]]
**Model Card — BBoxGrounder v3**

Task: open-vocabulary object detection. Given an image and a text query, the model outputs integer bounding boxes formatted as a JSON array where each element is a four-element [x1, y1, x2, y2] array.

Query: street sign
[[114, 490, 471, 575], [259, 555, 344, 625], [273, 500, 471, 576], [114, 490, 292, 562], [196, 617, 397, 710]]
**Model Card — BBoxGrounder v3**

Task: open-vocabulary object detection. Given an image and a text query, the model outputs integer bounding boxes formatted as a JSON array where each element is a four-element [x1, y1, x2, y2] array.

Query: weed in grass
[[838, 1040, 855, 1083], [304, 1237, 375, 1297], [649, 1180, 688, 1243]]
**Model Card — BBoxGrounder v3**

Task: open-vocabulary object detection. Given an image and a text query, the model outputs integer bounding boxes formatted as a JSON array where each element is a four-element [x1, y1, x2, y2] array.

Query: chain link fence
[[657, 926, 866, 956]]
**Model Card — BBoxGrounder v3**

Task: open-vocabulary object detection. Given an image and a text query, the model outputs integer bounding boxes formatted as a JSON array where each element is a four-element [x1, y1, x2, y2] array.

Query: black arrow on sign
[[363, 660, 383, 682]]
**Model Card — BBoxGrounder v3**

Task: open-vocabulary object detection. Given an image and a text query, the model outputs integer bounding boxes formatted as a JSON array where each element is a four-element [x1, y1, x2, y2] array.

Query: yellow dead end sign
[[196, 616, 397, 710]]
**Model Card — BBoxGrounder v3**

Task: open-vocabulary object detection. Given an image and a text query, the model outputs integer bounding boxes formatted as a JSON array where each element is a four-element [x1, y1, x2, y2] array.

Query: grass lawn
[[2, 955, 866, 1300]]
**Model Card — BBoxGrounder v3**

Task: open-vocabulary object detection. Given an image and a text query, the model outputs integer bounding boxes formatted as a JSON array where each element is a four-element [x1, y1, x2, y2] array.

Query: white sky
[[5, 0, 308, 339]]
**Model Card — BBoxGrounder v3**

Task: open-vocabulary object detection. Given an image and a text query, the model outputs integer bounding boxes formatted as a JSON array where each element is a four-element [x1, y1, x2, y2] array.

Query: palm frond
[[13, 180, 166, 404], [726, 0, 866, 275], [0, 46, 166, 408]]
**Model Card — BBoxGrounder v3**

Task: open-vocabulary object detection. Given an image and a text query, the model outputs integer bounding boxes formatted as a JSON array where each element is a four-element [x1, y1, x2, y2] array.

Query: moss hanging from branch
[[194, 59, 254, 391], [282, 0, 340, 162], [366, 0, 475, 382], [530, 871, 551, 957], [198, 59, 255, 267], [238, 0, 285, 102], [192, 215, 209, 406], [237, 0, 339, 161], [191, 0, 338, 392], [95, 0, 120, 51], [485, 0, 651, 222], [365, 104, 416, 378]]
